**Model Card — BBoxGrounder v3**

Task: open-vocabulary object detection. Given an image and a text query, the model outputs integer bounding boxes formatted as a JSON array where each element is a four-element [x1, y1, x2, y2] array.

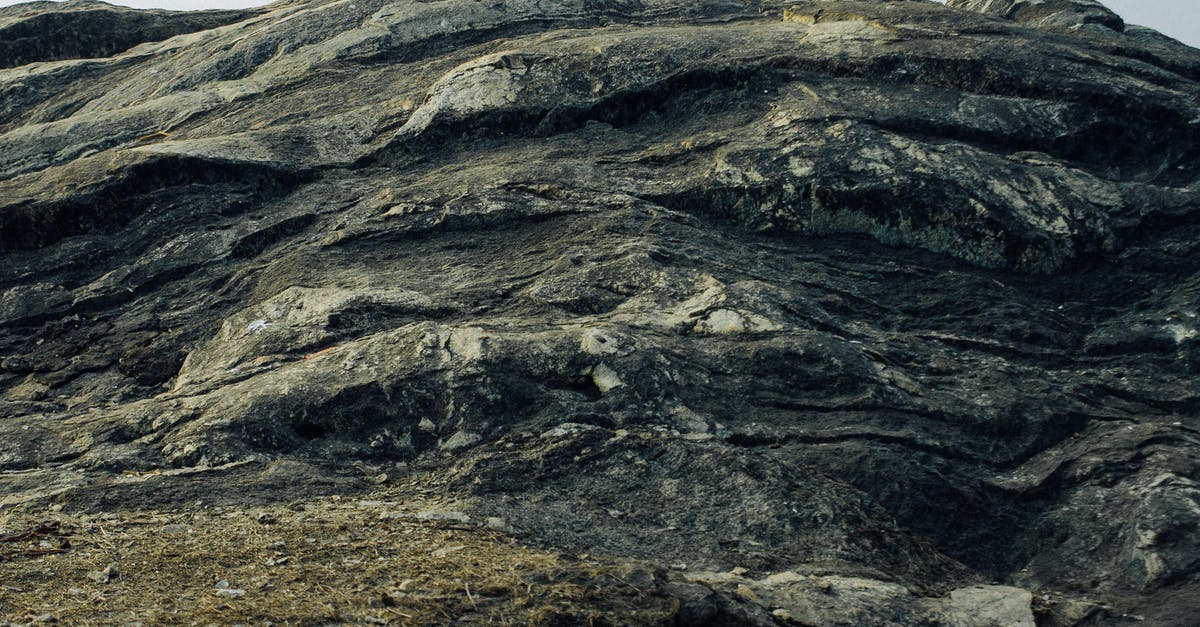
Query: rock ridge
[[0, 1, 1198, 624]]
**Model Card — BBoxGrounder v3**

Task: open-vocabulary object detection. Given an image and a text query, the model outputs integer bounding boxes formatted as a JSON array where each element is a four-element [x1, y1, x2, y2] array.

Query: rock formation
[[1, 0, 1197, 624]]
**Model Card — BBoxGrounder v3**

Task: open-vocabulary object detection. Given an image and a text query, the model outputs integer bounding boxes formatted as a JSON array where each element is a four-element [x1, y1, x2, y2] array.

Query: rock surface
[[1, 0, 1198, 624], [946, 0, 1124, 32], [0, 0, 259, 69]]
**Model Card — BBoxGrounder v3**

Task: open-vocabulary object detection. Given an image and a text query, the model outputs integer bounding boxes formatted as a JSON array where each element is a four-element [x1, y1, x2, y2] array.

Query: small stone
[[215, 588, 245, 599], [440, 430, 481, 451], [771, 608, 793, 620], [735, 583, 761, 604], [579, 330, 619, 355], [591, 362, 624, 393], [431, 544, 466, 557], [256, 512, 277, 525], [87, 564, 118, 583]]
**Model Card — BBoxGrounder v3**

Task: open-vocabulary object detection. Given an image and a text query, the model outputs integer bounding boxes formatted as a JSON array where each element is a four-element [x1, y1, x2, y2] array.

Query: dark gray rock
[[0, 1, 260, 69], [1, 0, 1198, 624]]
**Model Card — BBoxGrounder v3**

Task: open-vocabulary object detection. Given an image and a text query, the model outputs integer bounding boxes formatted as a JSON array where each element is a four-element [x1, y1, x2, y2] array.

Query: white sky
[[0, 1, 275, 9], [1104, 0, 1199, 48], [0, 1, 1196, 48]]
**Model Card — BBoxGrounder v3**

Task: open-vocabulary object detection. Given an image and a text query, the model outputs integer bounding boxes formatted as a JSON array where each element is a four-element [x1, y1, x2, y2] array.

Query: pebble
[[87, 564, 118, 584], [214, 580, 245, 598], [735, 583, 761, 604]]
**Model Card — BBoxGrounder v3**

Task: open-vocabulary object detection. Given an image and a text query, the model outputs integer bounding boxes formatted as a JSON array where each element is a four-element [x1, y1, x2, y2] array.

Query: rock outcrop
[[946, 0, 1124, 32], [1, 0, 1198, 624], [0, 0, 260, 69]]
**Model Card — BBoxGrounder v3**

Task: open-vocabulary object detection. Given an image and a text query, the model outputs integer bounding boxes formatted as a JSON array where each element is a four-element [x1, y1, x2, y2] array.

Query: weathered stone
[[948, 0, 1124, 31], [685, 571, 1042, 626], [0, 1, 1198, 625], [949, 585, 1036, 627]]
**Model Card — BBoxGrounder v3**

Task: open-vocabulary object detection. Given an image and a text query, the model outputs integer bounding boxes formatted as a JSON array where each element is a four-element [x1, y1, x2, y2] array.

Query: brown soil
[[0, 485, 677, 626]]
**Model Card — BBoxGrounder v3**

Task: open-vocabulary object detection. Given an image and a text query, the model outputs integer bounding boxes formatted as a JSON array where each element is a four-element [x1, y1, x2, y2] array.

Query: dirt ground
[[0, 483, 679, 626]]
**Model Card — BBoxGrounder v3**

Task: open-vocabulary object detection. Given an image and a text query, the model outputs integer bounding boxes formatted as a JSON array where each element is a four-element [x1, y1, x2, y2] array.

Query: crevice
[[0, 156, 310, 253], [229, 213, 318, 260]]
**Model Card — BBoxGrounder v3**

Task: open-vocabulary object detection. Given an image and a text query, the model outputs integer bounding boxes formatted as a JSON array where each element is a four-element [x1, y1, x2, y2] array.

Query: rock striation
[[0, 0, 259, 69], [1, 0, 1198, 624], [946, 0, 1124, 32]]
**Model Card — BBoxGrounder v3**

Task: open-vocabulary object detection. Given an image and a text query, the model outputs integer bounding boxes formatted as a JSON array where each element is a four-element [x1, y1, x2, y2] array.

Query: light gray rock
[[948, 0, 1124, 31], [949, 585, 1036, 627]]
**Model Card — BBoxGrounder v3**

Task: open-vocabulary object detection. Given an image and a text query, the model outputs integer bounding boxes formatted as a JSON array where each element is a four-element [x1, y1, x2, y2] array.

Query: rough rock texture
[[1, 0, 1198, 624], [0, 0, 260, 69], [946, 0, 1123, 32]]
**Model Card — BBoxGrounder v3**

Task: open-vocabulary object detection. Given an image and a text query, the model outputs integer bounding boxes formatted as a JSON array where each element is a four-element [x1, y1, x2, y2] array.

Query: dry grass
[[0, 491, 676, 626]]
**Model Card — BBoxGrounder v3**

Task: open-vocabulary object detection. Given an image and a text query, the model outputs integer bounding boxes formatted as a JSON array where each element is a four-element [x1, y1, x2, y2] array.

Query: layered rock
[[1, 0, 1198, 624], [947, 0, 1124, 31], [0, 0, 260, 69]]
